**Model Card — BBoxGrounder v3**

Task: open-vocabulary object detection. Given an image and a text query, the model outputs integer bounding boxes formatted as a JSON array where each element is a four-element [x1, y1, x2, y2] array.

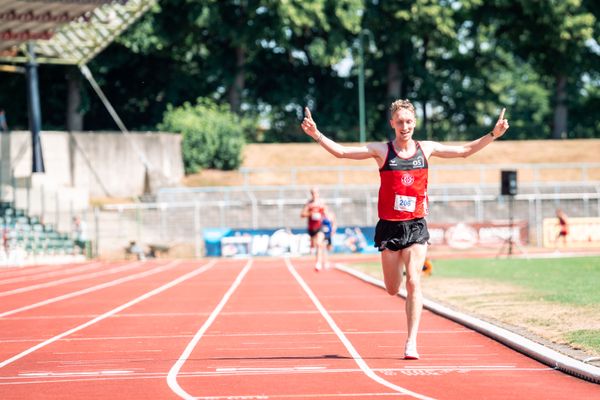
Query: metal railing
[[96, 184, 600, 256], [237, 162, 600, 187]]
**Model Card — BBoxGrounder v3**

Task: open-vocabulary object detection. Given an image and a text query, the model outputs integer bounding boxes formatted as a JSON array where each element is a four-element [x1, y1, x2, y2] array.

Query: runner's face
[[390, 109, 416, 140]]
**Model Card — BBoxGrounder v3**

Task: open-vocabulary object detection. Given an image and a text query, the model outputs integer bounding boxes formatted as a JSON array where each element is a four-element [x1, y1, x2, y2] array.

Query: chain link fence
[[94, 182, 600, 258]]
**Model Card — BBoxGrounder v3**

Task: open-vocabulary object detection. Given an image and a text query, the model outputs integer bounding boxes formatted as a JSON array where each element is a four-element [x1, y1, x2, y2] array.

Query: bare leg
[[401, 243, 428, 353], [381, 245, 427, 358], [315, 232, 325, 270], [381, 249, 403, 295]]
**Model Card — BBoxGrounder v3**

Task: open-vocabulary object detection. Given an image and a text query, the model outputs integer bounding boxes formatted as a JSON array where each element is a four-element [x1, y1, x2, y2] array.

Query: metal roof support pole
[[79, 63, 158, 195], [25, 42, 45, 173], [78, 64, 150, 170]]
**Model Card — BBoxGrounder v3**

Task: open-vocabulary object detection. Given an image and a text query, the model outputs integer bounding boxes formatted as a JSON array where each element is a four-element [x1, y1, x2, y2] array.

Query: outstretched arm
[[300, 203, 310, 218], [301, 107, 383, 162], [425, 108, 510, 159]]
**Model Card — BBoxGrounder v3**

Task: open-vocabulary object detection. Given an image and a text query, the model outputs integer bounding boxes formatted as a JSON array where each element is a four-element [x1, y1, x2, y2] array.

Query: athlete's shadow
[[207, 354, 395, 361]]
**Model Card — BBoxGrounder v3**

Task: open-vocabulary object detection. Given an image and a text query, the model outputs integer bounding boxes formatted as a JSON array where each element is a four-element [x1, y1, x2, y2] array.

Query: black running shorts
[[308, 228, 321, 237], [374, 218, 430, 251]]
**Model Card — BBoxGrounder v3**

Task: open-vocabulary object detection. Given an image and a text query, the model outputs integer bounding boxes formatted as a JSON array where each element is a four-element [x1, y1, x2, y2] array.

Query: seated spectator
[[126, 241, 146, 261]]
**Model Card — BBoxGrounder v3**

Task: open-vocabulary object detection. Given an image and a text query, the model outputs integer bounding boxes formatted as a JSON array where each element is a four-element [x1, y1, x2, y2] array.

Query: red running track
[[0, 257, 598, 399]]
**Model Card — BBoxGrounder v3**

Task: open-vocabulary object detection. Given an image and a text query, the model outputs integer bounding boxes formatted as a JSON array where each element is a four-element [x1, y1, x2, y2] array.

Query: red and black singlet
[[378, 141, 429, 221], [558, 216, 568, 235], [306, 202, 326, 232]]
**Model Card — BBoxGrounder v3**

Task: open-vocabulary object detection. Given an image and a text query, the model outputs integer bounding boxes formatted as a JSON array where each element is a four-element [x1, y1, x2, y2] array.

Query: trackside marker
[[167, 259, 253, 400], [0, 260, 216, 369], [285, 257, 436, 400]]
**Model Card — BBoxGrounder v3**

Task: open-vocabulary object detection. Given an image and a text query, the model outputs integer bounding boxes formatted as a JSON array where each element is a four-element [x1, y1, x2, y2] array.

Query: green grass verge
[[351, 255, 600, 355], [354, 256, 600, 305], [565, 330, 600, 352]]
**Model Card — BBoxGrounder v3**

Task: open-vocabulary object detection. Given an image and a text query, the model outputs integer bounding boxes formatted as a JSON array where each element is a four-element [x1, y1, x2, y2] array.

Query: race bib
[[394, 195, 416, 212], [310, 212, 322, 221]]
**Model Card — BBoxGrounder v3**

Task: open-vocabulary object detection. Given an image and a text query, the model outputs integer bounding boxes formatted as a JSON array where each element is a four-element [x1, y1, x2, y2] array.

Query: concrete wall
[[2, 131, 184, 198]]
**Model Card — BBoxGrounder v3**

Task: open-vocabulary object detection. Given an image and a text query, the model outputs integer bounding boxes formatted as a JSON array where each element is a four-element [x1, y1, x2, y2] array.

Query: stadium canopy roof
[[0, 0, 156, 66]]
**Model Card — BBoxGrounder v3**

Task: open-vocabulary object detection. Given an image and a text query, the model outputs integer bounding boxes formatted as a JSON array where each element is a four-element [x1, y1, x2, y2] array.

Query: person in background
[[127, 240, 146, 261], [555, 209, 569, 249], [0, 109, 8, 132], [320, 208, 336, 269], [72, 215, 88, 256], [300, 187, 328, 271]]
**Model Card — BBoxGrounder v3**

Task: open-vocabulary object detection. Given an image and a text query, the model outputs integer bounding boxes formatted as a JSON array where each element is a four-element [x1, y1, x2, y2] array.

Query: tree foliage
[[0, 0, 598, 159], [159, 98, 252, 173]]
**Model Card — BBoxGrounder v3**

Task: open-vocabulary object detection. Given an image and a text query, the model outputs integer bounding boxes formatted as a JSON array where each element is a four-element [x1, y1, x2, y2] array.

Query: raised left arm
[[425, 108, 509, 159]]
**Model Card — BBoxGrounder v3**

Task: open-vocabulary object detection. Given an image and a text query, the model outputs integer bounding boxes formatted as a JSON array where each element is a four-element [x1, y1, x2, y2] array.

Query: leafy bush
[[159, 99, 253, 173]]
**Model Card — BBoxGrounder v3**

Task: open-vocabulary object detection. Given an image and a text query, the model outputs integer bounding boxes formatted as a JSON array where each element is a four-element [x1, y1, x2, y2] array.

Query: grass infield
[[351, 255, 600, 356], [423, 256, 600, 305]]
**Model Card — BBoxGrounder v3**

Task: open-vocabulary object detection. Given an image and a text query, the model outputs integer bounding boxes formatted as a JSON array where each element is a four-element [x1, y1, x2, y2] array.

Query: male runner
[[301, 99, 509, 358], [300, 187, 328, 270]]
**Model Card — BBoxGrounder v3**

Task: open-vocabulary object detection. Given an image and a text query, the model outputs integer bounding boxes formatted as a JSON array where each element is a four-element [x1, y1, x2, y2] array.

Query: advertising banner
[[203, 226, 376, 257], [203, 220, 529, 257], [428, 221, 528, 249], [542, 217, 600, 248]]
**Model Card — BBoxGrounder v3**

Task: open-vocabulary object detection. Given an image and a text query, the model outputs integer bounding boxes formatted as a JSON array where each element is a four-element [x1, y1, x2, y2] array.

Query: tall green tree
[[362, 0, 499, 139], [479, 0, 596, 138]]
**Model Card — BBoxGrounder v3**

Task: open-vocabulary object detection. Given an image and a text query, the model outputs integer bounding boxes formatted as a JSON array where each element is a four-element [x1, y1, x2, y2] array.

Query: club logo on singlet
[[412, 156, 425, 168], [401, 173, 414, 186]]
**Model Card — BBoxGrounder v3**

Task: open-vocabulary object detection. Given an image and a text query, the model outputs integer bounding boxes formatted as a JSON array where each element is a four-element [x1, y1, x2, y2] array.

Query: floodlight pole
[[25, 42, 45, 173], [358, 29, 366, 144], [508, 194, 514, 256]]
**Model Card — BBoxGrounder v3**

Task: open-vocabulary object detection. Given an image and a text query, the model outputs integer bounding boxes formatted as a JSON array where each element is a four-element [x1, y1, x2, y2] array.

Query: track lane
[[291, 258, 600, 400], [0, 263, 84, 279], [0, 261, 155, 312], [172, 258, 413, 399], [0, 259, 251, 400], [0, 260, 203, 365], [1, 257, 598, 399], [0, 261, 109, 288]]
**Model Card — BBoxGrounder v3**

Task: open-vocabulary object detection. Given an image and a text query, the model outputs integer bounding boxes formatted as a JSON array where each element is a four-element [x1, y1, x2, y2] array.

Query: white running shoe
[[404, 342, 419, 360], [315, 262, 322, 271]]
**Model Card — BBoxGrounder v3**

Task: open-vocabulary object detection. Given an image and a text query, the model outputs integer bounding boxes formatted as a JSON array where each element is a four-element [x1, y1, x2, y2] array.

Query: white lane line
[[216, 366, 326, 373], [0, 260, 145, 297], [0, 260, 216, 369], [285, 257, 435, 400], [0, 263, 75, 280], [0, 261, 182, 318], [0, 261, 105, 286], [19, 370, 134, 377], [167, 259, 253, 400], [0, 366, 557, 387], [195, 393, 398, 399], [335, 263, 600, 385], [0, 330, 470, 344]]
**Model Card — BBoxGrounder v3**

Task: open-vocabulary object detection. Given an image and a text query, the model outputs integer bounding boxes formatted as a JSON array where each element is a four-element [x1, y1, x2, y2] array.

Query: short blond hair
[[389, 99, 416, 116]]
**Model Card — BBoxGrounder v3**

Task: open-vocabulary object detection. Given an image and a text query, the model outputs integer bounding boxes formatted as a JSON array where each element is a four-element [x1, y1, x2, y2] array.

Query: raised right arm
[[301, 107, 385, 163]]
